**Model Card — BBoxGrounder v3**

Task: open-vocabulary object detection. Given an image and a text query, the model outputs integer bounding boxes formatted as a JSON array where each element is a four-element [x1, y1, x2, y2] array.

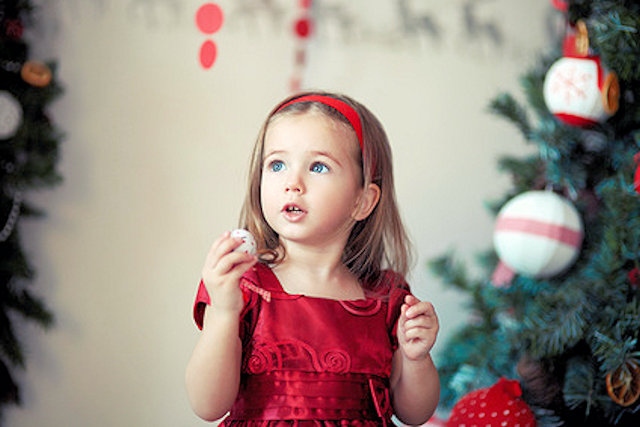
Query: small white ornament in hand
[[231, 229, 257, 255]]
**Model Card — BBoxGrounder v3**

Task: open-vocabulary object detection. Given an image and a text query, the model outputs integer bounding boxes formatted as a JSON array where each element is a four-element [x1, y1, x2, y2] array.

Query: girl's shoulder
[[366, 269, 411, 296], [238, 262, 287, 304], [241, 262, 282, 291], [366, 270, 412, 344], [363, 270, 411, 326], [192, 263, 280, 330]]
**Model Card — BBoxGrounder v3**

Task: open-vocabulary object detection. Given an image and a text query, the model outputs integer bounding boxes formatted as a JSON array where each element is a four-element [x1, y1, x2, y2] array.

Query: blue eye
[[310, 162, 329, 174], [268, 160, 285, 172]]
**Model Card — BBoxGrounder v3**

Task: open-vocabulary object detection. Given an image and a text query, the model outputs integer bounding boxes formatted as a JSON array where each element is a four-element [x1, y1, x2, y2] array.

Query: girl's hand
[[201, 231, 258, 314], [397, 295, 439, 361]]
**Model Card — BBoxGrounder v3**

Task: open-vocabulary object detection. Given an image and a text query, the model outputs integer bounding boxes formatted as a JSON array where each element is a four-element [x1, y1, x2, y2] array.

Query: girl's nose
[[286, 182, 303, 193], [285, 175, 304, 193]]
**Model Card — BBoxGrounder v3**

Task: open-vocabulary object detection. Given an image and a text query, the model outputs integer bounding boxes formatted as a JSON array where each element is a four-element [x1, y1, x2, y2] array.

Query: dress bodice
[[193, 263, 411, 426]]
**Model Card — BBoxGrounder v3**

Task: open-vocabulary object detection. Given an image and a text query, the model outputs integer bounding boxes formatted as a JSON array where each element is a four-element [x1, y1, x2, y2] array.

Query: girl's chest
[[243, 297, 393, 375]]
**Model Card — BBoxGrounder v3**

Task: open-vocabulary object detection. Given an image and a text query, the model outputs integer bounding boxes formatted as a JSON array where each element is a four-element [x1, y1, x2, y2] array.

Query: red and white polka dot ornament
[[493, 191, 583, 280], [231, 228, 256, 255], [446, 377, 536, 427], [543, 55, 620, 127]]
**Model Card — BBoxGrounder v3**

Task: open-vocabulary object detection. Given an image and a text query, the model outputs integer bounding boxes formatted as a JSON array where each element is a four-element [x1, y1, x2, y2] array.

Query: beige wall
[[8, 1, 550, 426]]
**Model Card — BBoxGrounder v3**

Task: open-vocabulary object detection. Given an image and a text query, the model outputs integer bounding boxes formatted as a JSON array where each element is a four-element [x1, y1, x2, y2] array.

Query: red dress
[[193, 262, 411, 427]]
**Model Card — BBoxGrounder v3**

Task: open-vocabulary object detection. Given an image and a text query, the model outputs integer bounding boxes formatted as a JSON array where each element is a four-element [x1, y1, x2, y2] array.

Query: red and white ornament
[[446, 378, 536, 427], [543, 56, 620, 127], [231, 228, 257, 255], [493, 191, 583, 279]]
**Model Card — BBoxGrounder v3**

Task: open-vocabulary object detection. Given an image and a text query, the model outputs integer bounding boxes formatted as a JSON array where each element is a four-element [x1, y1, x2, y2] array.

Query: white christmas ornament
[[493, 191, 583, 278], [0, 91, 23, 139], [543, 56, 619, 127], [231, 229, 257, 255]]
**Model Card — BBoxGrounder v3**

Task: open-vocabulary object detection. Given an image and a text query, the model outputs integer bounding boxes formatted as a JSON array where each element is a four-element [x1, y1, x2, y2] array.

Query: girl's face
[[260, 111, 377, 252]]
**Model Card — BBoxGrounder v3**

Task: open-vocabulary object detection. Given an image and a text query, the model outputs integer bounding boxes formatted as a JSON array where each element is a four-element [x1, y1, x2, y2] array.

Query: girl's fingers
[[400, 299, 439, 338], [204, 232, 249, 270], [403, 300, 437, 320], [402, 327, 428, 342], [213, 252, 256, 276], [403, 294, 420, 307], [403, 315, 437, 331], [398, 296, 439, 358]]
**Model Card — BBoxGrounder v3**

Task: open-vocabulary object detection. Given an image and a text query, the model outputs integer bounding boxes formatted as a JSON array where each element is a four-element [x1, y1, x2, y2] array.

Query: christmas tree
[[432, 0, 640, 426], [0, 0, 62, 422]]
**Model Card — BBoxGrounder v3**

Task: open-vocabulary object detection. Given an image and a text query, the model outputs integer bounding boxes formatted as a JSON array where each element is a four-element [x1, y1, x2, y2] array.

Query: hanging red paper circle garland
[[196, 3, 224, 34], [294, 17, 313, 38], [195, 3, 224, 69], [289, 0, 313, 92], [199, 40, 218, 70], [550, 0, 569, 12]]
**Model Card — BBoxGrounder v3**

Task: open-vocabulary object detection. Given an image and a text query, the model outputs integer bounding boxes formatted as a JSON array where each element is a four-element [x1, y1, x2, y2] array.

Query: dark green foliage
[[0, 0, 62, 421], [432, 1, 640, 425]]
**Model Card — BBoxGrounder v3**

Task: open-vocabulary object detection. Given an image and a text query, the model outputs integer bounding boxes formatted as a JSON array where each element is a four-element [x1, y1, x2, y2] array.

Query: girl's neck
[[272, 249, 364, 300]]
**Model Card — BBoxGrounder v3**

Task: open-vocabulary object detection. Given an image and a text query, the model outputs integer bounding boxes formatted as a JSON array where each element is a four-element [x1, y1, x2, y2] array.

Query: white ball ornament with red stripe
[[493, 191, 584, 279]]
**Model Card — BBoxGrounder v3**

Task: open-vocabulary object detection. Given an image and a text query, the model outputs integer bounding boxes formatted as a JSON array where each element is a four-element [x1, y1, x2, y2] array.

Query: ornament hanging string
[[0, 189, 22, 242]]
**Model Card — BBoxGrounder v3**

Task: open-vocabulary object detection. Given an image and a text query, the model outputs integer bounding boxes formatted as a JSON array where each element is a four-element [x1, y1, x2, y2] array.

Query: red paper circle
[[550, 0, 568, 12], [199, 40, 218, 69], [294, 17, 313, 38], [196, 3, 224, 34], [300, 0, 313, 9]]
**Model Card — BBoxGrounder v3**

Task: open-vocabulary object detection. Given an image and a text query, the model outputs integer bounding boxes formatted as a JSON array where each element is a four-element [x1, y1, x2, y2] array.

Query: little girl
[[186, 91, 440, 426]]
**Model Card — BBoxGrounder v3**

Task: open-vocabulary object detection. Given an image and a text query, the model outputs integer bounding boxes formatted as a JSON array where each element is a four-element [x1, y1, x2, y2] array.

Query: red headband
[[276, 94, 364, 152]]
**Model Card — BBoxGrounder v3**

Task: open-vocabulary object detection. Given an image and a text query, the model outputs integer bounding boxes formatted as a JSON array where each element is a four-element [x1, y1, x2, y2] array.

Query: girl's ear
[[353, 183, 381, 221]]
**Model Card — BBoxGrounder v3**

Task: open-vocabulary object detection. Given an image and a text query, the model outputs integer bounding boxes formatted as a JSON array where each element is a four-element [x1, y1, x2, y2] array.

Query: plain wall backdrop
[[7, 1, 551, 426]]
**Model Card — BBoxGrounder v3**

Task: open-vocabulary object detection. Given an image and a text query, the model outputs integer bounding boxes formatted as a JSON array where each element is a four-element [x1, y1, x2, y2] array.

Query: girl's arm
[[186, 308, 243, 421], [185, 232, 257, 421], [390, 295, 440, 425]]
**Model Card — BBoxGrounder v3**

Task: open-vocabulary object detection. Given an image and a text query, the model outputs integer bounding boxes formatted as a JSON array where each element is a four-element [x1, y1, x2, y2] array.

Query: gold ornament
[[606, 359, 640, 407], [575, 20, 590, 57], [20, 60, 52, 87], [602, 71, 621, 115]]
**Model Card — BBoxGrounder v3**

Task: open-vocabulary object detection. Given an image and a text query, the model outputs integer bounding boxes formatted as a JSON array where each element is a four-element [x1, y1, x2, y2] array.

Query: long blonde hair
[[239, 91, 413, 290]]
